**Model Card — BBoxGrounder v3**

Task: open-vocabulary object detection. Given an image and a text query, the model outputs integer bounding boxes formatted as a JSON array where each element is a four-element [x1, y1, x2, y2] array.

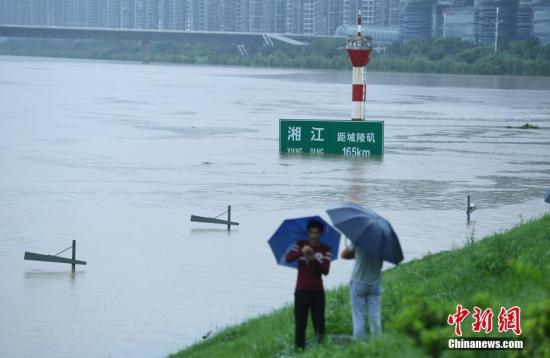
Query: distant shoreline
[[1, 37, 549, 77]]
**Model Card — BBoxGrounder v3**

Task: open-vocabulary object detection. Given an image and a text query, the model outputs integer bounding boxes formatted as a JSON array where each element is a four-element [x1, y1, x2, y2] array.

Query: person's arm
[[319, 249, 331, 275], [341, 242, 355, 260], [286, 242, 303, 262], [308, 248, 332, 275]]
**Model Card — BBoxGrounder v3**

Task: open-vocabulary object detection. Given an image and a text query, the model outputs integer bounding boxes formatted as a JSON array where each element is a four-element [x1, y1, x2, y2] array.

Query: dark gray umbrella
[[326, 203, 404, 265]]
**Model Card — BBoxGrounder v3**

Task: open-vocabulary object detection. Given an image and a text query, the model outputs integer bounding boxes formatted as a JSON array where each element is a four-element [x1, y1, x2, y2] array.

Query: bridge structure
[[0, 25, 345, 63]]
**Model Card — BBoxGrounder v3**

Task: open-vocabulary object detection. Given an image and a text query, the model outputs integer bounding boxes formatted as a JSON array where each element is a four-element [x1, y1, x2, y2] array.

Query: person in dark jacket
[[286, 219, 332, 350]]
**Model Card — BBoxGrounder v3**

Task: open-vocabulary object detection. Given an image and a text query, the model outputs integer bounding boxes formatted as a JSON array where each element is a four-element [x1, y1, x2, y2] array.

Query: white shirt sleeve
[[348, 241, 355, 252]]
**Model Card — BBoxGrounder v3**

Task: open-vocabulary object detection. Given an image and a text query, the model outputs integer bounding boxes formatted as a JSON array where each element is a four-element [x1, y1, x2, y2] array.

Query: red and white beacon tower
[[346, 14, 373, 121]]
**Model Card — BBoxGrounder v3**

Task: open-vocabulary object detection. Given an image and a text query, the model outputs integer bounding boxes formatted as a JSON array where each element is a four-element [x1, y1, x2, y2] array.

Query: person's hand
[[302, 245, 313, 255], [341, 247, 355, 260]]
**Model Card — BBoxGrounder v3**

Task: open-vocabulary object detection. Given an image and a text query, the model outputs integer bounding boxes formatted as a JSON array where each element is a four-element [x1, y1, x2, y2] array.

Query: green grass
[[171, 215, 550, 357]]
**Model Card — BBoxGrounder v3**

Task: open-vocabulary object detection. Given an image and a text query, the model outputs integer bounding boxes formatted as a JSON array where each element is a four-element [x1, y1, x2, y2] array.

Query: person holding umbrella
[[268, 216, 341, 350], [327, 203, 404, 341], [341, 240, 383, 339], [285, 219, 332, 350]]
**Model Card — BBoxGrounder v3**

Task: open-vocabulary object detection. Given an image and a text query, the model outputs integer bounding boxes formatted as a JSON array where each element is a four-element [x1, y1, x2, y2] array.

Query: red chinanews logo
[[447, 305, 522, 336]]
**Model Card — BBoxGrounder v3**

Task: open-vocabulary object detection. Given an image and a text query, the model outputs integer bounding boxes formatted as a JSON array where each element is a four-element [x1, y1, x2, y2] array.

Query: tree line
[[0, 36, 548, 76]]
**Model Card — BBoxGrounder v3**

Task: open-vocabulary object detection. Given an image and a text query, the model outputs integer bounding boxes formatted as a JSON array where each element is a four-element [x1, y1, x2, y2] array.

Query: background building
[[400, 0, 433, 42], [477, 0, 518, 45], [0, 0, 548, 42], [533, 0, 550, 42], [443, 6, 476, 42], [516, 1, 534, 39]]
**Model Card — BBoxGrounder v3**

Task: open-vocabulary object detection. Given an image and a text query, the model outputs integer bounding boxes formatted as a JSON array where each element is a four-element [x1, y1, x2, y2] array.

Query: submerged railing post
[[71, 240, 76, 273], [467, 195, 477, 222], [24, 241, 86, 268], [190, 206, 239, 228], [467, 195, 470, 222], [227, 205, 231, 231]]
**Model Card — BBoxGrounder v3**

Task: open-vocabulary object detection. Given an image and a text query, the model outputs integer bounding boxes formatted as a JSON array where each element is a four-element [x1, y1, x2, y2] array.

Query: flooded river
[[0, 55, 549, 357]]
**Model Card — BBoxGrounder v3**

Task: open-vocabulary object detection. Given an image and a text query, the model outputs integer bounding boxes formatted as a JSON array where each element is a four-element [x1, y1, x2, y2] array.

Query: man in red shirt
[[286, 219, 332, 350]]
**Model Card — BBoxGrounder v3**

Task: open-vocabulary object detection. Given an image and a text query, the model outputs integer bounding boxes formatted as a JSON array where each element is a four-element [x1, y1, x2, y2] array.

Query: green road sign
[[279, 119, 384, 157]]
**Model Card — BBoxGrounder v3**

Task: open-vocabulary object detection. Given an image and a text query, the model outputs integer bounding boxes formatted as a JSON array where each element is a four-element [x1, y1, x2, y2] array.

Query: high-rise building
[[285, 0, 303, 33], [388, 0, 402, 26], [516, 1, 533, 39], [533, 1, 550, 43], [158, 0, 188, 30], [0, 0, 340, 34], [9, 0, 522, 41], [235, 0, 247, 31], [343, 0, 386, 26], [306, 0, 343, 35], [442, 6, 476, 41], [476, 0, 518, 45], [328, 0, 345, 34], [186, 0, 233, 31], [283, 0, 345, 35], [248, 0, 264, 32], [302, 0, 315, 34], [3, 0, 32, 25], [217, 0, 239, 31], [106, 0, 122, 28], [401, 0, 433, 42]]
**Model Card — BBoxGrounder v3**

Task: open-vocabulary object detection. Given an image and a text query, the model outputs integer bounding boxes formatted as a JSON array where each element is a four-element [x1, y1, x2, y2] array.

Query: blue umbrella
[[268, 215, 341, 269], [545, 191, 550, 204], [326, 203, 404, 265]]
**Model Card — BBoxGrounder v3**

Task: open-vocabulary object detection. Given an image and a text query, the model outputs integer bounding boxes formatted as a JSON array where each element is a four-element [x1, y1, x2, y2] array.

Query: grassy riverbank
[[171, 214, 550, 357], [1, 37, 549, 76]]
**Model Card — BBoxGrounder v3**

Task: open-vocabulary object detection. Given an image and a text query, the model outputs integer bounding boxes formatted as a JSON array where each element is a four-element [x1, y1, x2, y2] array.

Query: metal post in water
[[71, 240, 76, 273], [467, 195, 471, 222], [467, 195, 478, 223], [227, 205, 231, 231], [467, 195, 470, 221]]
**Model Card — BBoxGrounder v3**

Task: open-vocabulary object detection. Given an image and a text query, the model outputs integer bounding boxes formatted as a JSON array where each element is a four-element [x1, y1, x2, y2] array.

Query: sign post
[[279, 119, 383, 157]]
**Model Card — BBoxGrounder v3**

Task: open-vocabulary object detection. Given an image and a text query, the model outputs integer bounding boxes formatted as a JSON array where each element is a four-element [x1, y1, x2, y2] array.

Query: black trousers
[[294, 290, 325, 349]]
